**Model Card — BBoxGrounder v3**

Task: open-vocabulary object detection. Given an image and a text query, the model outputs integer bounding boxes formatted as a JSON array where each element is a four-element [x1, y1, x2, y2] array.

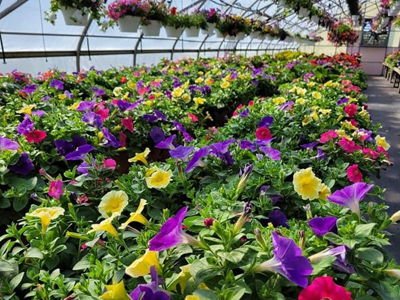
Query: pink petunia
[[344, 104, 357, 118], [94, 108, 109, 121], [320, 130, 339, 143], [121, 117, 134, 132], [102, 158, 116, 170], [48, 179, 63, 200], [347, 164, 363, 183], [188, 113, 198, 122], [362, 148, 379, 159], [338, 137, 362, 153], [255, 127, 272, 140], [25, 129, 47, 143], [119, 131, 127, 148], [299, 276, 353, 300]]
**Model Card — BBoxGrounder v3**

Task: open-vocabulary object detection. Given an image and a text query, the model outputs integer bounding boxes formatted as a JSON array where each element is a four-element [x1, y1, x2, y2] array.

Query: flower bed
[[0, 52, 399, 299]]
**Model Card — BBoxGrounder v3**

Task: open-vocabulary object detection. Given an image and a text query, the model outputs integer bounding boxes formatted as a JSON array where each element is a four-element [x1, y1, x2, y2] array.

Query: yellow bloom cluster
[[293, 168, 330, 201]]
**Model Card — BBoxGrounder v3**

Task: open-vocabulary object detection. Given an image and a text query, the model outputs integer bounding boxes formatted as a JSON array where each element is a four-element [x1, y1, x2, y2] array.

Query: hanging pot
[[201, 23, 216, 35], [396, 1, 400, 8], [298, 7, 310, 17], [294, 37, 302, 44], [265, 35, 273, 41], [165, 26, 183, 38], [118, 16, 140, 32], [236, 32, 245, 40], [285, 37, 293, 43], [311, 15, 319, 24], [250, 32, 260, 39], [185, 27, 200, 38], [226, 35, 235, 41], [216, 30, 225, 38], [61, 7, 88, 26], [381, 17, 390, 28], [141, 21, 162, 36], [278, 0, 286, 7]]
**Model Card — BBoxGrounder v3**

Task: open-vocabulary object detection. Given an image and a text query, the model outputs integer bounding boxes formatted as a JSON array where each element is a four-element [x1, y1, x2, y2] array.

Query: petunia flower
[[98, 191, 129, 218], [50, 79, 64, 90], [308, 216, 337, 237], [0, 137, 19, 151], [125, 250, 161, 278], [259, 147, 281, 160], [338, 137, 362, 153], [185, 147, 209, 172], [145, 167, 173, 189], [17, 115, 34, 135], [253, 232, 313, 288], [119, 199, 149, 229], [149, 207, 201, 251], [48, 179, 63, 200], [156, 135, 176, 150], [82, 112, 103, 128], [55, 135, 87, 156], [128, 148, 150, 166], [300, 142, 319, 149], [28, 206, 65, 233], [209, 139, 235, 165], [293, 168, 322, 200], [25, 129, 47, 143], [102, 128, 120, 148], [150, 127, 165, 144], [169, 146, 195, 161], [129, 266, 170, 300], [121, 117, 134, 133], [87, 216, 119, 238], [99, 279, 131, 300], [327, 182, 373, 216], [240, 140, 256, 152], [77, 100, 95, 112], [17, 104, 36, 115], [344, 104, 357, 118], [8, 153, 34, 175], [375, 135, 390, 150], [255, 127, 272, 140], [347, 164, 363, 183], [65, 144, 95, 161], [268, 210, 289, 228], [298, 276, 353, 300], [320, 130, 338, 143]]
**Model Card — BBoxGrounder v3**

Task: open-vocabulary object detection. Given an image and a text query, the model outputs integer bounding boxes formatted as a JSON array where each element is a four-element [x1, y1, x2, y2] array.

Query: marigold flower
[[98, 190, 129, 218], [293, 168, 322, 200]]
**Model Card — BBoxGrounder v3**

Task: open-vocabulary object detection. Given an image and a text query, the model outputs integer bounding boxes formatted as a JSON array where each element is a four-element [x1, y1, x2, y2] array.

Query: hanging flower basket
[[285, 37, 294, 43], [60, 7, 89, 26], [185, 27, 200, 38], [327, 21, 359, 46], [142, 21, 162, 37], [165, 26, 183, 38], [236, 32, 245, 40], [381, 17, 390, 27], [201, 23, 216, 35], [250, 32, 260, 39], [298, 7, 310, 17], [118, 16, 141, 33], [226, 35, 235, 41], [216, 30, 225, 38]]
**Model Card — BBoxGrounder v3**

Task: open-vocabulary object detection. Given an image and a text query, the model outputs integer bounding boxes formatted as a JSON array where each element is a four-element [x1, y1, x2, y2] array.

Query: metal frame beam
[[0, 0, 27, 20], [76, 18, 93, 72]]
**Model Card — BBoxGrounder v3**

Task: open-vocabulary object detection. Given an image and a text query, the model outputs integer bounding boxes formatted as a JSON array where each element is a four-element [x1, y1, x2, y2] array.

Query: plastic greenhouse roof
[[0, 0, 365, 73]]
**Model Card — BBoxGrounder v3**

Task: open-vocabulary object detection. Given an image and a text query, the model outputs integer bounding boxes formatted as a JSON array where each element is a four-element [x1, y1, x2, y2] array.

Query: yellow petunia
[[289, 87, 297, 93], [170, 265, 192, 292], [195, 77, 204, 84], [312, 91, 322, 99], [172, 87, 184, 98], [145, 101, 153, 107], [182, 93, 191, 103], [302, 115, 312, 126], [318, 183, 331, 200], [375, 135, 390, 150], [127, 81, 135, 89], [324, 80, 332, 87], [68, 102, 80, 110], [194, 97, 205, 106], [205, 78, 213, 86], [128, 147, 150, 166], [113, 87, 123, 97], [28, 207, 65, 233], [98, 191, 129, 218], [319, 109, 331, 116], [88, 216, 118, 238], [58, 94, 67, 100], [297, 88, 307, 96], [221, 81, 230, 89], [185, 296, 201, 300], [182, 80, 190, 89], [125, 250, 161, 278], [119, 199, 150, 229], [17, 104, 36, 115], [331, 82, 339, 88], [146, 167, 173, 189], [307, 82, 316, 88], [198, 71, 204, 76], [99, 279, 131, 300], [296, 98, 306, 105], [273, 97, 286, 105], [98, 131, 104, 140], [223, 74, 231, 82], [293, 168, 322, 200], [311, 111, 319, 121]]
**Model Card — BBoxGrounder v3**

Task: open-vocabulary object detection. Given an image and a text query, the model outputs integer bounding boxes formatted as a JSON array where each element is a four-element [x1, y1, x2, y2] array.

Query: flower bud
[[254, 228, 267, 250], [299, 231, 305, 250], [390, 210, 400, 223], [236, 164, 253, 193], [204, 218, 214, 227], [233, 202, 252, 234], [384, 269, 400, 279], [303, 204, 312, 220]]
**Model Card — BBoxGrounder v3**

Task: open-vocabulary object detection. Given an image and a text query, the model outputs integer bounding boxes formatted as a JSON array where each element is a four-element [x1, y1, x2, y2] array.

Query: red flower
[[255, 127, 272, 140], [344, 104, 357, 118], [347, 164, 363, 183], [298, 276, 353, 300], [349, 119, 357, 127], [171, 7, 177, 15], [48, 179, 63, 200], [120, 77, 127, 83], [188, 113, 198, 122], [121, 117, 134, 133], [25, 129, 47, 143], [119, 131, 127, 148], [204, 218, 214, 227]]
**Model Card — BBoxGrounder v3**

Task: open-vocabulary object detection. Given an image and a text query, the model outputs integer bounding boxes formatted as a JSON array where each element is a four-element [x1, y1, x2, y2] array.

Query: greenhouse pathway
[[366, 76, 400, 261]]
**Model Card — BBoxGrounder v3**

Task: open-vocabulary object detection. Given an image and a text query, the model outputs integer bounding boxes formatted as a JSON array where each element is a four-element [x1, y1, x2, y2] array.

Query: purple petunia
[[143, 114, 158, 123], [129, 266, 170, 300], [77, 101, 96, 112], [240, 140, 256, 152], [92, 87, 105, 97], [268, 210, 289, 228], [240, 108, 249, 118], [155, 135, 176, 150], [21, 85, 37, 95], [150, 127, 165, 144], [65, 144, 95, 161], [82, 112, 103, 128], [279, 101, 294, 111], [259, 147, 281, 160], [300, 142, 319, 149], [17, 115, 34, 135], [32, 110, 46, 118], [154, 109, 167, 121], [317, 148, 326, 160], [209, 139, 235, 165], [50, 79, 63, 90], [8, 153, 34, 175], [337, 98, 350, 106], [259, 116, 274, 128], [185, 147, 209, 172], [102, 128, 120, 148], [0, 137, 19, 151], [169, 146, 195, 161], [327, 182, 373, 216], [254, 232, 313, 288], [173, 121, 193, 142], [55, 136, 88, 156], [116, 100, 135, 112], [308, 216, 337, 237]]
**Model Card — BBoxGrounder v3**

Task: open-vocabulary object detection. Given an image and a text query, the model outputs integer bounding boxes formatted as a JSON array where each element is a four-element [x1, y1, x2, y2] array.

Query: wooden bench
[[383, 62, 391, 79], [392, 67, 400, 88]]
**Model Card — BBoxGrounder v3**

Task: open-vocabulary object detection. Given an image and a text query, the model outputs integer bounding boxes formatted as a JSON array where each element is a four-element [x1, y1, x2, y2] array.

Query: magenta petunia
[[48, 179, 63, 200]]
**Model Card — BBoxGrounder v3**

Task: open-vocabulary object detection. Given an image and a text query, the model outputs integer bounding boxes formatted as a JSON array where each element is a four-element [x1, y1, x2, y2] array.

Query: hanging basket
[[61, 7, 88, 26], [311, 15, 320, 24], [118, 16, 140, 33], [396, 1, 400, 8], [226, 35, 235, 41], [185, 27, 200, 38], [216, 30, 225, 38], [298, 7, 310, 17], [236, 32, 245, 40], [265, 35, 273, 42], [201, 23, 216, 35], [381, 17, 390, 28], [388, 6, 400, 16], [141, 21, 162, 36], [294, 37, 302, 44], [250, 32, 260, 39], [165, 26, 183, 38]]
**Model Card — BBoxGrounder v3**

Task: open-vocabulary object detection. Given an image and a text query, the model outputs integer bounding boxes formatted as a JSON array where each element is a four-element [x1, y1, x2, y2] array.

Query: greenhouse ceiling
[[0, 0, 376, 73]]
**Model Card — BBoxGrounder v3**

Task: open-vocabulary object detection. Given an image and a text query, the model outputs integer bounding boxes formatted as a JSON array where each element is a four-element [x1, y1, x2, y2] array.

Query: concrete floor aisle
[[366, 76, 400, 261]]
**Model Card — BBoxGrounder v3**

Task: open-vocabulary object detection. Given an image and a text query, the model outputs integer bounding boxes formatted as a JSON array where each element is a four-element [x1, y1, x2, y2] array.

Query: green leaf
[[12, 195, 29, 212], [10, 272, 24, 290], [311, 256, 336, 275], [324, 232, 343, 244], [45, 255, 60, 270], [355, 223, 376, 238], [193, 289, 218, 300], [73, 255, 91, 271], [8, 176, 37, 190], [218, 248, 248, 264], [356, 248, 384, 264], [25, 248, 43, 259], [0, 197, 10, 208]]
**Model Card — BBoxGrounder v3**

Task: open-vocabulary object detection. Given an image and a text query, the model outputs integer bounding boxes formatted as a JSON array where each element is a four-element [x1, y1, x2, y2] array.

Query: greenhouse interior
[[1, 0, 400, 299]]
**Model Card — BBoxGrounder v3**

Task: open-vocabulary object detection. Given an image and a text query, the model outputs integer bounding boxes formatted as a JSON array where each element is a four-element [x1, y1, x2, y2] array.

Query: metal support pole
[[76, 17, 93, 72], [133, 33, 144, 66], [0, 0, 27, 20], [0, 33, 6, 64], [197, 34, 210, 59]]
